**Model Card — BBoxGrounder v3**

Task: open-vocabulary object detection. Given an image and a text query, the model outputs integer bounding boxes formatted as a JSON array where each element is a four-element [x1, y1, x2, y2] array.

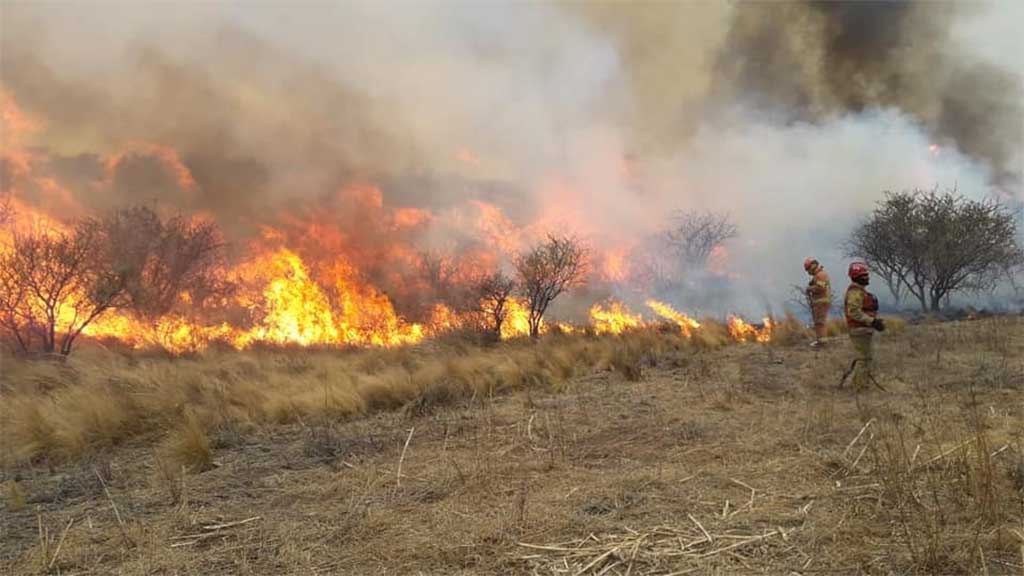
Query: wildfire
[[426, 303, 462, 336], [706, 244, 734, 278], [0, 89, 789, 357], [105, 142, 199, 192], [600, 248, 630, 283], [84, 313, 236, 355], [2, 210, 776, 352], [229, 247, 429, 348], [645, 299, 701, 337], [590, 301, 642, 335], [233, 248, 340, 347], [501, 297, 533, 339], [727, 316, 773, 343]]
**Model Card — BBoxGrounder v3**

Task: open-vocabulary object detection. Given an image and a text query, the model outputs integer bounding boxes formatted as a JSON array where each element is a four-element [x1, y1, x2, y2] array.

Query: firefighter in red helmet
[[803, 257, 832, 347], [842, 262, 886, 389]]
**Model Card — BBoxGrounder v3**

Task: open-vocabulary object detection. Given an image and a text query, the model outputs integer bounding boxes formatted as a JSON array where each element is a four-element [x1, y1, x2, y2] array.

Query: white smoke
[[2, 1, 1019, 316]]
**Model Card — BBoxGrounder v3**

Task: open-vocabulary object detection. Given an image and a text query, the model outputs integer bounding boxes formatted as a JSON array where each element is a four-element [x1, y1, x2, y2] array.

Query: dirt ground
[[3, 318, 1023, 575]]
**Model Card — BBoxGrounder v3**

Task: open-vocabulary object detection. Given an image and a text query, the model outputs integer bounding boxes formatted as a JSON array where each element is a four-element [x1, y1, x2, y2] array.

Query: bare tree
[[0, 220, 125, 355], [787, 284, 812, 317], [0, 206, 231, 355], [665, 210, 738, 268], [845, 193, 918, 306], [100, 206, 230, 319], [514, 235, 588, 338], [476, 271, 516, 340], [848, 189, 1024, 312], [417, 250, 476, 313]]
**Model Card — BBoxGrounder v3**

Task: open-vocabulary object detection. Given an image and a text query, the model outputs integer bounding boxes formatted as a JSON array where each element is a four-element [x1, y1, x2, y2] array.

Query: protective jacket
[[844, 283, 878, 333], [807, 268, 832, 305]]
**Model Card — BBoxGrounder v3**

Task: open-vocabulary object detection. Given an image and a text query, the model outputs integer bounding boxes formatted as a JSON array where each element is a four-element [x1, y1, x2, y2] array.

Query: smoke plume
[[2, 1, 1021, 317]]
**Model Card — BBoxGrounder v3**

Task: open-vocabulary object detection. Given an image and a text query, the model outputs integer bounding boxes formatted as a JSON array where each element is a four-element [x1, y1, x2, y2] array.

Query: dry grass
[[163, 411, 213, 473], [0, 328, 714, 467], [1, 317, 1022, 574]]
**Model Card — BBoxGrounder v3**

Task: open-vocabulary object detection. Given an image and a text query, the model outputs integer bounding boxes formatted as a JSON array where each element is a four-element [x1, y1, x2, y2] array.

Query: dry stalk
[[687, 514, 712, 544], [169, 516, 262, 548], [843, 418, 875, 459], [95, 467, 133, 548], [395, 426, 415, 491], [37, 513, 48, 572], [519, 524, 789, 574], [47, 517, 74, 571]]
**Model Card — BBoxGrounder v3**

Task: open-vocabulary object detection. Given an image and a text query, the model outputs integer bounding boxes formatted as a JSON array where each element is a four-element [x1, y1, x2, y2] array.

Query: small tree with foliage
[[847, 189, 1023, 312]]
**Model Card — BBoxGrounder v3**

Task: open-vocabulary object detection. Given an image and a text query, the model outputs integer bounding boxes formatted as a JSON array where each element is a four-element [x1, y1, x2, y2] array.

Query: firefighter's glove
[[871, 318, 886, 332]]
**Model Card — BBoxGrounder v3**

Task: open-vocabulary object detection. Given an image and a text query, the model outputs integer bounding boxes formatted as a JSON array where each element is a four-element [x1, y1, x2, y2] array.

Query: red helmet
[[848, 261, 869, 279], [803, 257, 817, 272]]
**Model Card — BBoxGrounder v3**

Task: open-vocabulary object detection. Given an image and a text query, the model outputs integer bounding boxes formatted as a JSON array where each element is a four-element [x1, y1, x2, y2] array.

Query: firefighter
[[803, 258, 832, 347], [843, 262, 886, 390]]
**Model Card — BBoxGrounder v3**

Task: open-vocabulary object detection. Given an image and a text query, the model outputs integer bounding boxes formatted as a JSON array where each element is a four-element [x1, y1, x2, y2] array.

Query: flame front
[[0, 89, 784, 355], [234, 248, 340, 347], [501, 297, 533, 339], [727, 316, 773, 343], [646, 299, 701, 337], [590, 301, 642, 335]]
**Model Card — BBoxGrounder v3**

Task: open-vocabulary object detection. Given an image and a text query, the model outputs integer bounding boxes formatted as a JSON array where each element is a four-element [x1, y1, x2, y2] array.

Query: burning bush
[[476, 271, 517, 341], [0, 206, 229, 356]]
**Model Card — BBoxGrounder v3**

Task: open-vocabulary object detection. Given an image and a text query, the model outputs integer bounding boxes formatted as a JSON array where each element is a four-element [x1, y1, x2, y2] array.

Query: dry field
[[2, 318, 1023, 575]]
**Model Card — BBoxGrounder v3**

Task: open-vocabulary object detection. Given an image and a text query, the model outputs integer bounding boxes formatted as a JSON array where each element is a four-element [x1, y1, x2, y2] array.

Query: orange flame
[[589, 301, 641, 335], [501, 297, 532, 339], [600, 248, 629, 283], [233, 247, 341, 347], [105, 142, 198, 192], [727, 316, 772, 343], [645, 299, 701, 337], [0, 94, 783, 353]]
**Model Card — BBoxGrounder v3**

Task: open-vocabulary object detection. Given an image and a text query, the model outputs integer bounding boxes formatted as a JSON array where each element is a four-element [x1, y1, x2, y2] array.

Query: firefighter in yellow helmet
[[803, 257, 832, 347], [843, 262, 886, 390]]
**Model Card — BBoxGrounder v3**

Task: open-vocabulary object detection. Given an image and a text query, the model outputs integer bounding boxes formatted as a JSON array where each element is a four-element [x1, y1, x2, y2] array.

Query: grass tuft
[[163, 410, 213, 472]]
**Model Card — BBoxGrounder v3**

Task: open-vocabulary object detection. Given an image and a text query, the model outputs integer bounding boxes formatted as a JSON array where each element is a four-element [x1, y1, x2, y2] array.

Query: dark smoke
[[715, 0, 1021, 194]]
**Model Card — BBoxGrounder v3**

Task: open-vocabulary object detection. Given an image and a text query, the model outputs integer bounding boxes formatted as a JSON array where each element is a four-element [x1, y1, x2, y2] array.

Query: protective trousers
[[848, 331, 874, 389], [811, 302, 830, 339]]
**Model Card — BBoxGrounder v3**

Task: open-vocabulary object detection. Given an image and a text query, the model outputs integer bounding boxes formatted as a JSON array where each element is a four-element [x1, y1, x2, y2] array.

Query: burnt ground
[[2, 319, 1023, 575]]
